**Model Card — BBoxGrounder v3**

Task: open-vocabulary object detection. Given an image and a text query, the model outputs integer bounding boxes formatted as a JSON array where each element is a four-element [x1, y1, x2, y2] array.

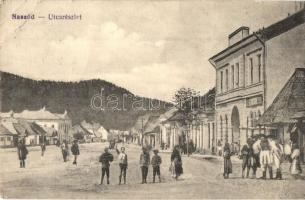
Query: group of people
[[223, 135, 303, 179], [17, 139, 81, 168], [60, 140, 80, 165], [98, 144, 183, 185]]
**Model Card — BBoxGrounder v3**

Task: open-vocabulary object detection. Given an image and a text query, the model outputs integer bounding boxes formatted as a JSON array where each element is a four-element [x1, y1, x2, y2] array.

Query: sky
[[0, 0, 298, 101]]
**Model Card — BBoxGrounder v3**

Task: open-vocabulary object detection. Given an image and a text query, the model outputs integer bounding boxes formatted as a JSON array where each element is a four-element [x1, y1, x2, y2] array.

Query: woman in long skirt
[[171, 145, 183, 180], [223, 142, 232, 179], [290, 143, 302, 179]]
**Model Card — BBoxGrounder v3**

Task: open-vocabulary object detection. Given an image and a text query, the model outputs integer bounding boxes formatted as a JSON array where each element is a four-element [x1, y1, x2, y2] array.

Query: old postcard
[[0, 0, 305, 199]]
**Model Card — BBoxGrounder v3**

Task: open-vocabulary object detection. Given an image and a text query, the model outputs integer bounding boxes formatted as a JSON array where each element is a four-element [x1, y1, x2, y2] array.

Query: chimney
[[228, 26, 249, 46]]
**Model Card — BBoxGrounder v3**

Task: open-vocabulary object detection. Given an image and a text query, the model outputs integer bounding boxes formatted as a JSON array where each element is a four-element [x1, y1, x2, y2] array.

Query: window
[[220, 71, 223, 93], [0, 137, 4, 141], [7, 137, 11, 141], [225, 115, 228, 142], [258, 54, 261, 82], [231, 65, 234, 89], [250, 58, 253, 84], [220, 116, 223, 140], [236, 63, 239, 86], [225, 69, 228, 91]]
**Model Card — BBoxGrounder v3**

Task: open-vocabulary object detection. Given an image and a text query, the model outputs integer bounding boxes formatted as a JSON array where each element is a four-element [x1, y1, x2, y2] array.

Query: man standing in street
[[71, 140, 80, 165], [260, 136, 273, 179], [40, 142, 46, 157], [17, 139, 28, 168], [99, 147, 114, 185], [139, 147, 150, 184], [151, 149, 162, 183], [116, 146, 128, 185]]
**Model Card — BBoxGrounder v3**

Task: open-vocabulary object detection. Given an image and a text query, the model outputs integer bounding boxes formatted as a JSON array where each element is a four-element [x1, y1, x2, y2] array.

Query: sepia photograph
[[0, 0, 305, 199]]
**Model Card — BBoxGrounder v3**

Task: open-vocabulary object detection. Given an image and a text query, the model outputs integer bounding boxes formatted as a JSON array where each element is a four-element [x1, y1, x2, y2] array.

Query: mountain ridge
[[0, 71, 172, 130]]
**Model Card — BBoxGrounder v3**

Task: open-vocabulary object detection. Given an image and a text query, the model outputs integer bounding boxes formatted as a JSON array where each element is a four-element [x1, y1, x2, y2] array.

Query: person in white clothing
[[116, 146, 128, 184], [270, 138, 284, 179]]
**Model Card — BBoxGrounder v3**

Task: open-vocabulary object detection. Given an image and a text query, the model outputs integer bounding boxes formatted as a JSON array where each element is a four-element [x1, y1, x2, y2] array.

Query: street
[[0, 143, 304, 199]]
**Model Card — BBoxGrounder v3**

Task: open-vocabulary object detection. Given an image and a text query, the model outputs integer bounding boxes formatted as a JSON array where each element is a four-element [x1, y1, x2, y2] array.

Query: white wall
[[265, 23, 305, 108]]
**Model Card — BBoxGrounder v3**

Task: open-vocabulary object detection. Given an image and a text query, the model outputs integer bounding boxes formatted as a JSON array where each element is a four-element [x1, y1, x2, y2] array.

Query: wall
[[265, 23, 305, 108], [216, 98, 264, 147]]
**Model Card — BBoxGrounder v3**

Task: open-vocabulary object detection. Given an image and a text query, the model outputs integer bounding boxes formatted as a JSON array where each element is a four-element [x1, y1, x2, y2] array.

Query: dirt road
[[0, 143, 304, 199]]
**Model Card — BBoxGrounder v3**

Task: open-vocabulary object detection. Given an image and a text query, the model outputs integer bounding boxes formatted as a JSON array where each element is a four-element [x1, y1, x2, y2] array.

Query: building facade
[[209, 9, 305, 148], [1, 107, 72, 143]]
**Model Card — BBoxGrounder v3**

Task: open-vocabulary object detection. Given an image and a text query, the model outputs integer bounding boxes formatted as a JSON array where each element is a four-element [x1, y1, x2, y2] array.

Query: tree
[[172, 87, 201, 122]]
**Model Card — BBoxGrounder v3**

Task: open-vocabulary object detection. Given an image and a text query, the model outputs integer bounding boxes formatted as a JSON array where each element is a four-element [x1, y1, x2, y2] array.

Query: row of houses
[[130, 88, 217, 154], [0, 107, 71, 147], [131, 8, 305, 161], [0, 107, 112, 147]]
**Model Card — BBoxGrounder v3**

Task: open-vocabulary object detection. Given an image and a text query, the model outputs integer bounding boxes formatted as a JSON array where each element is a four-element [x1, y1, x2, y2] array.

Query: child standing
[[116, 146, 128, 185], [151, 149, 162, 183], [71, 140, 80, 165], [223, 142, 232, 179]]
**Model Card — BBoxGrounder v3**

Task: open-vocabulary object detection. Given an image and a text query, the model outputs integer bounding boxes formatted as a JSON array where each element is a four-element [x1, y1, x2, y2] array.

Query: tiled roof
[[13, 120, 45, 136]]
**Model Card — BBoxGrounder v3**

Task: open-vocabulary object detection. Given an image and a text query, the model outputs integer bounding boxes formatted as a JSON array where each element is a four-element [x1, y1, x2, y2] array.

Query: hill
[[0, 71, 172, 130]]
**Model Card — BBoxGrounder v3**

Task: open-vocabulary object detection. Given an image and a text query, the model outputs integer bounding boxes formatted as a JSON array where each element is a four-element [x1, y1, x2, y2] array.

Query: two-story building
[[209, 9, 305, 148]]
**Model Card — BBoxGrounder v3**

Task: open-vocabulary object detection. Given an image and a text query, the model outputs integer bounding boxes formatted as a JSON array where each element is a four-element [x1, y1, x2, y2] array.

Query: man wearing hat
[[99, 147, 114, 185], [151, 149, 162, 183]]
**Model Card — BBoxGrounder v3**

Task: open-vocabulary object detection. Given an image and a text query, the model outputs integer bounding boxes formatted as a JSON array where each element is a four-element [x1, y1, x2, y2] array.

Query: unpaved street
[[0, 143, 304, 199]]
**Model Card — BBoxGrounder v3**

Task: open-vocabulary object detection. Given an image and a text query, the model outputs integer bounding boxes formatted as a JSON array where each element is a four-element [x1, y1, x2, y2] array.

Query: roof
[[209, 9, 305, 65], [131, 113, 152, 133], [0, 124, 14, 136], [144, 115, 161, 134], [0, 111, 13, 118], [11, 107, 70, 120], [257, 9, 305, 41], [80, 121, 101, 134], [96, 126, 108, 137], [291, 110, 305, 119], [258, 68, 305, 125], [1, 121, 18, 135], [166, 88, 215, 123], [70, 124, 91, 135], [158, 108, 178, 122], [13, 120, 45, 136]]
